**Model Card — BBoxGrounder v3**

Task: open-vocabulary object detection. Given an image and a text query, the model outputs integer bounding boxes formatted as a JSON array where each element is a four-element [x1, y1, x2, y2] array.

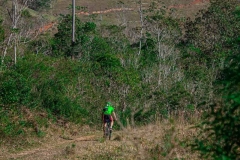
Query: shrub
[[0, 71, 31, 106]]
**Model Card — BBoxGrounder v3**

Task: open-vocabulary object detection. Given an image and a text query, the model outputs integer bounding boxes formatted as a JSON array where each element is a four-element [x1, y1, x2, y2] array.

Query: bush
[[27, 0, 52, 11], [0, 71, 31, 106], [51, 14, 98, 58]]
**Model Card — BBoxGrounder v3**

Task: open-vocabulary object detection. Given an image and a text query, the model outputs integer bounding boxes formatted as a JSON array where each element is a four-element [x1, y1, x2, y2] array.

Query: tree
[[27, 0, 52, 11], [51, 14, 98, 58], [180, 0, 240, 67], [192, 3, 240, 159], [2, 0, 33, 65], [177, 0, 240, 110]]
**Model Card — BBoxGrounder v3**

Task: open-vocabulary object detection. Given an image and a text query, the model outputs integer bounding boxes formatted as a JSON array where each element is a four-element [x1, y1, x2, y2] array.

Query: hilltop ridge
[[36, 0, 209, 34]]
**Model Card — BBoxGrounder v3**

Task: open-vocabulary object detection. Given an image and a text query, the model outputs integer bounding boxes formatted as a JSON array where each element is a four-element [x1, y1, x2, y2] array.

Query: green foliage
[[27, 34, 52, 55], [193, 64, 240, 159], [0, 71, 31, 105], [0, 54, 89, 124], [51, 14, 98, 58], [51, 15, 77, 56], [92, 53, 121, 73], [83, 22, 96, 32], [0, 18, 4, 43], [89, 37, 112, 56], [0, 108, 26, 138], [28, 0, 52, 11], [4, 0, 239, 144], [19, 55, 88, 122], [192, 5, 240, 159], [145, 7, 181, 45], [139, 37, 158, 68], [21, 9, 31, 18], [117, 68, 140, 87], [176, 0, 240, 112], [180, 0, 240, 66]]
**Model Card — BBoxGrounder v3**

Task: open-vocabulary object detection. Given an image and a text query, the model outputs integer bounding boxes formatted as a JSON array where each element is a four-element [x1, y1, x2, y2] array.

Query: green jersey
[[103, 105, 114, 115]]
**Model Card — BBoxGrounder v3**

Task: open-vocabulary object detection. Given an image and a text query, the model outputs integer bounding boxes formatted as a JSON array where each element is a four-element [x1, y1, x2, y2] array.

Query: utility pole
[[13, 0, 17, 64], [72, 0, 75, 43], [138, 0, 143, 56], [71, 0, 75, 59]]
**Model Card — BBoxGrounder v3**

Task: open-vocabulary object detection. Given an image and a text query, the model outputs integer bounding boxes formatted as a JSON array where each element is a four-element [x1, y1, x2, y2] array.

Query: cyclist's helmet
[[107, 102, 111, 106]]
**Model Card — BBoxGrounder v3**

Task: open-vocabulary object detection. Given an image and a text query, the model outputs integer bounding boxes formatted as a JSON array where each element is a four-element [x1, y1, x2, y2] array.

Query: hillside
[[0, 0, 209, 35], [0, 0, 239, 159], [41, 0, 210, 33], [52, 0, 209, 16]]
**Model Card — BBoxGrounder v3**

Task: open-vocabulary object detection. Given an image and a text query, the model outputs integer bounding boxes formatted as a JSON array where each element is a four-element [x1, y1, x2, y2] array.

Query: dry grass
[[52, 0, 209, 26], [0, 0, 209, 37], [1, 116, 201, 160]]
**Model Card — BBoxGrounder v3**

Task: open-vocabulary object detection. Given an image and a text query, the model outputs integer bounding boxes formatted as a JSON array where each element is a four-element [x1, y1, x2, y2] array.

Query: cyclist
[[102, 102, 117, 137]]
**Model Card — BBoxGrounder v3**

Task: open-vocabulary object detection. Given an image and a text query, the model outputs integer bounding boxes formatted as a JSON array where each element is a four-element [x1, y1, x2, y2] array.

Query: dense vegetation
[[187, 1, 240, 159], [0, 0, 239, 159]]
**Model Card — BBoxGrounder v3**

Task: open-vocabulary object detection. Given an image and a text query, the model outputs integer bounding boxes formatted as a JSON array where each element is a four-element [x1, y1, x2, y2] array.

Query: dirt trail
[[0, 130, 139, 160], [1, 135, 97, 160], [0, 123, 199, 160]]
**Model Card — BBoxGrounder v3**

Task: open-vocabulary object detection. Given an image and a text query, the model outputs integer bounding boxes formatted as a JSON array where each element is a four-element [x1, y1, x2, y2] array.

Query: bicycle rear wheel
[[107, 122, 112, 140], [104, 122, 111, 140]]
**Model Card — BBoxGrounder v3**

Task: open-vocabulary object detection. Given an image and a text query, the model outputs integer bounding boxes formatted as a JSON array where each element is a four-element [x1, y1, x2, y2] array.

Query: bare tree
[[2, 0, 33, 64]]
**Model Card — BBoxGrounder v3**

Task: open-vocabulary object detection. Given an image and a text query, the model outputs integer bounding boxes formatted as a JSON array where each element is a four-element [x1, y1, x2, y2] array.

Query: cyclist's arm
[[112, 112, 117, 121]]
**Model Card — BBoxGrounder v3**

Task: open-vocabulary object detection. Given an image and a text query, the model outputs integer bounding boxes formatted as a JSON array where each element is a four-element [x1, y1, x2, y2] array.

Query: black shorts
[[103, 115, 113, 123]]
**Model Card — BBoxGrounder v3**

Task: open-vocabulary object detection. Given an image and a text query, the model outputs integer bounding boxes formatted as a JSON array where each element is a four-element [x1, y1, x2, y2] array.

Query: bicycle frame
[[105, 121, 112, 140]]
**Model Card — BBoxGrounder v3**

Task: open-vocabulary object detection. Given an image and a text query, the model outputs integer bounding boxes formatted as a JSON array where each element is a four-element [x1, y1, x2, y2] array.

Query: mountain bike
[[104, 120, 112, 140]]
